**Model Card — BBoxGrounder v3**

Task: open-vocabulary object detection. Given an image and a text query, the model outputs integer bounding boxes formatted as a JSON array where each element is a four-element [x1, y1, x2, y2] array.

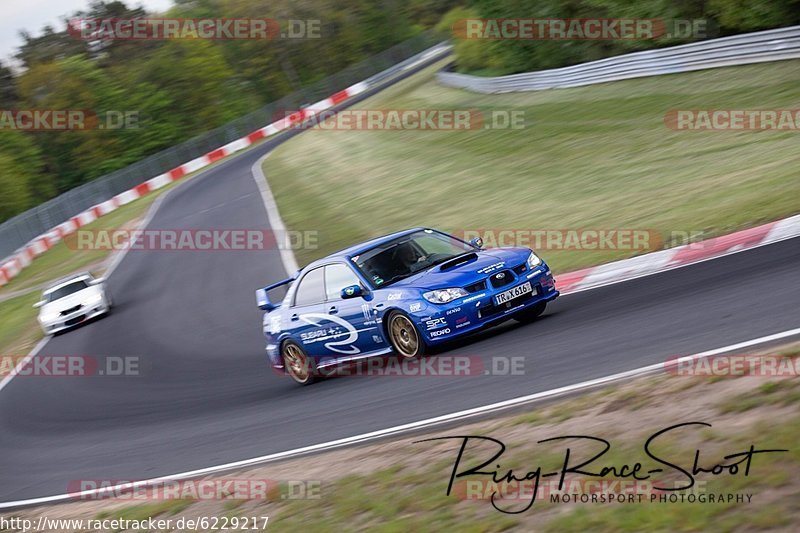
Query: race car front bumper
[[409, 267, 559, 343], [39, 302, 111, 335]]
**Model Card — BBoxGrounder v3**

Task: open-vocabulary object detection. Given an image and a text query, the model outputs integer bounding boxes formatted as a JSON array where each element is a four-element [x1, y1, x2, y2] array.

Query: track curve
[[1, 101, 799, 504]]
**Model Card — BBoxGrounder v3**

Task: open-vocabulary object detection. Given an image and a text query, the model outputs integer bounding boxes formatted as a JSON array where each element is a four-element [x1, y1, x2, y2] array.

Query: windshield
[[352, 230, 474, 288], [45, 280, 89, 302]]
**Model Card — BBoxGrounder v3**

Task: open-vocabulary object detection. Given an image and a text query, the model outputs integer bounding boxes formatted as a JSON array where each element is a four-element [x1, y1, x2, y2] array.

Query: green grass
[[717, 375, 800, 413], [266, 59, 800, 271], [0, 291, 42, 357], [264, 389, 800, 532]]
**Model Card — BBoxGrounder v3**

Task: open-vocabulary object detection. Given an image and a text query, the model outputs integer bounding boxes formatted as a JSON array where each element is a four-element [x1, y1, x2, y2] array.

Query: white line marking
[[0, 336, 51, 395], [251, 153, 299, 274], [2, 326, 798, 509]]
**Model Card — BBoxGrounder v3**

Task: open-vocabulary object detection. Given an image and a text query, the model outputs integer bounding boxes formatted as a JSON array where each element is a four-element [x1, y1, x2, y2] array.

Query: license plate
[[494, 282, 534, 305]]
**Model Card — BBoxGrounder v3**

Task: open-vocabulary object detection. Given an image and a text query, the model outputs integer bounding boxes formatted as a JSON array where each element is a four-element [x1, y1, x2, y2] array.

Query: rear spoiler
[[255, 275, 297, 311]]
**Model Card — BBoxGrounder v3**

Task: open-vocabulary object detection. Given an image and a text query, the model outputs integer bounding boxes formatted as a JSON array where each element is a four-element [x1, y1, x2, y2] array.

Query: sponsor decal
[[387, 293, 402, 300], [409, 303, 422, 312], [477, 262, 505, 274], [462, 293, 486, 304], [446, 306, 462, 315], [430, 328, 451, 338], [299, 313, 369, 355], [526, 269, 542, 279], [425, 317, 448, 330]]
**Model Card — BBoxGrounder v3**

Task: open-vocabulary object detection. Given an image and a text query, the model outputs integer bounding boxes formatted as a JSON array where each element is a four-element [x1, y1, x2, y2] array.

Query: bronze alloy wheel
[[282, 341, 314, 385], [388, 312, 424, 358]]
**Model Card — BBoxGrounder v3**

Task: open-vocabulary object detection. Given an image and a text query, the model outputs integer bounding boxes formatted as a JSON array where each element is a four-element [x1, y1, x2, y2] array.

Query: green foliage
[[436, 7, 499, 72], [0, 62, 17, 107], [451, 0, 800, 74], [0, 131, 52, 219], [0, 0, 442, 223], [709, 0, 800, 30]]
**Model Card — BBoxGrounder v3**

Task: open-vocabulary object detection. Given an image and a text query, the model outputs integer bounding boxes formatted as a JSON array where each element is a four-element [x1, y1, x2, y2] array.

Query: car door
[[286, 267, 329, 358], [323, 263, 384, 355]]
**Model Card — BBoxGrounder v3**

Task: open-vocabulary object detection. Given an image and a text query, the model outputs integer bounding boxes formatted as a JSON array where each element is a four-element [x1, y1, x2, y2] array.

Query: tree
[[0, 131, 52, 220], [0, 62, 17, 107]]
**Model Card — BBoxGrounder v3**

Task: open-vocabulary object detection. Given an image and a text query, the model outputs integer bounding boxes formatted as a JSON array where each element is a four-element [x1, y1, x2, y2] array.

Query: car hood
[[41, 287, 103, 314], [389, 248, 532, 290]]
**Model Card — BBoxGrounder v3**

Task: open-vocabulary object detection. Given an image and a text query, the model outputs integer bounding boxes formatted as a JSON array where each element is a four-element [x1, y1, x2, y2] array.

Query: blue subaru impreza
[[256, 228, 558, 384]]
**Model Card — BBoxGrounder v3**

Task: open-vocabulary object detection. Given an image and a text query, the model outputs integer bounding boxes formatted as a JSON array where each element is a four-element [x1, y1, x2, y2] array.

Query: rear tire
[[387, 311, 427, 358], [282, 340, 316, 385], [514, 302, 547, 323]]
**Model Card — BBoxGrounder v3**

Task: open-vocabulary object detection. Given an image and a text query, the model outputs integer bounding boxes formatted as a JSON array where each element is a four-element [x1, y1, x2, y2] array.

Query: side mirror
[[256, 288, 277, 311], [340, 285, 364, 299], [33, 301, 45, 309], [469, 237, 484, 249]]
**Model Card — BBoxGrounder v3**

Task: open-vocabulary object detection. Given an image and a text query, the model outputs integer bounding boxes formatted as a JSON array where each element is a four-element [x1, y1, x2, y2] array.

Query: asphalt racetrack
[[0, 86, 798, 503]]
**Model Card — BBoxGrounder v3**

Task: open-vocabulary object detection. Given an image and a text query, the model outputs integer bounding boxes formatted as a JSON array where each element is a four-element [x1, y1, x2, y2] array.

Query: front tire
[[387, 311, 426, 358], [282, 340, 316, 385], [514, 302, 547, 323]]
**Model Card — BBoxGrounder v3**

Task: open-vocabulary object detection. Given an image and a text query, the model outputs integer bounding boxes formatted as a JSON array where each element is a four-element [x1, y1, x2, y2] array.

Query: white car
[[34, 272, 112, 335]]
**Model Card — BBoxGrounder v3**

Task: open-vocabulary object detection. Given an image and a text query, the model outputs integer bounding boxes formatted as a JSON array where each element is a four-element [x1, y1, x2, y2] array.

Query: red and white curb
[[0, 81, 369, 288], [556, 214, 800, 294]]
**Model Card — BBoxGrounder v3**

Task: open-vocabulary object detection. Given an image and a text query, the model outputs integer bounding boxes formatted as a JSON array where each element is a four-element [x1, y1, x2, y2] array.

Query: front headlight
[[39, 312, 58, 323], [85, 293, 103, 306], [527, 252, 542, 269], [423, 288, 468, 304]]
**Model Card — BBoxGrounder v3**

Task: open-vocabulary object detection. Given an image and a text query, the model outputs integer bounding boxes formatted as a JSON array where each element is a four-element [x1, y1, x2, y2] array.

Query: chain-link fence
[[0, 31, 445, 260]]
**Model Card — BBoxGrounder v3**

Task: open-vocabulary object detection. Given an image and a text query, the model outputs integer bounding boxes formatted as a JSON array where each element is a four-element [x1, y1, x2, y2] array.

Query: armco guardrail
[[0, 40, 452, 287], [0, 31, 448, 263], [437, 26, 800, 93]]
